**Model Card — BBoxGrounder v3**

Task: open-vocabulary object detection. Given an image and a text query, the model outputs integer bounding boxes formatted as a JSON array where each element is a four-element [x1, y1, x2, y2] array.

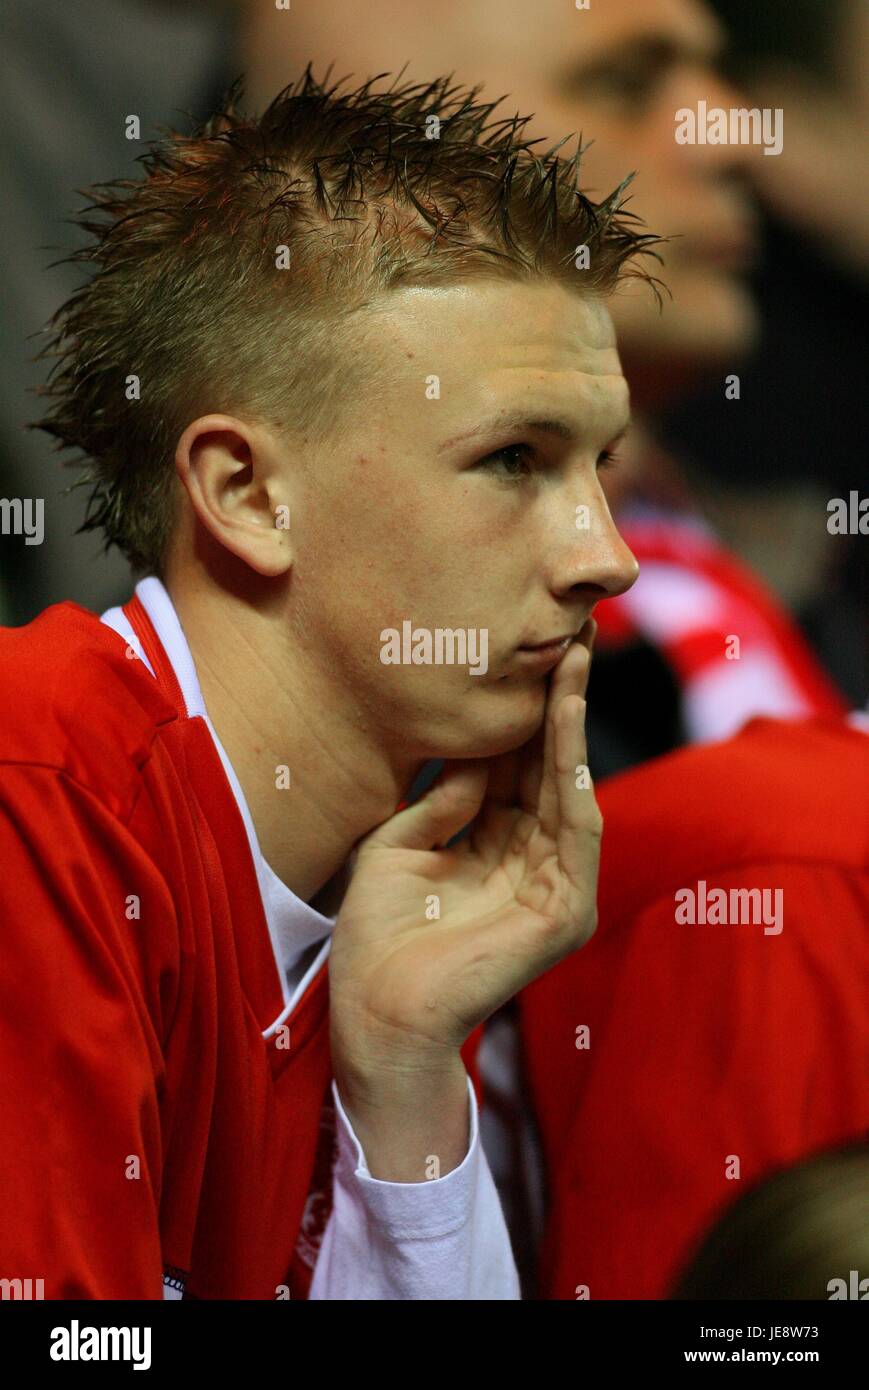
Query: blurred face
[[247, 0, 759, 374], [285, 278, 638, 761]]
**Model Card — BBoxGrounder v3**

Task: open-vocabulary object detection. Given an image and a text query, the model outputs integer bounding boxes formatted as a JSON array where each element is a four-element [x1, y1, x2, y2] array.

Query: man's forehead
[[368, 279, 619, 350], [297, 0, 724, 78], [365, 281, 625, 419]]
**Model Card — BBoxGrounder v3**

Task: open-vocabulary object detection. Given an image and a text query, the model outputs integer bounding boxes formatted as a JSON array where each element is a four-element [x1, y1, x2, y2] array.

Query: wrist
[[334, 1053, 471, 1182]]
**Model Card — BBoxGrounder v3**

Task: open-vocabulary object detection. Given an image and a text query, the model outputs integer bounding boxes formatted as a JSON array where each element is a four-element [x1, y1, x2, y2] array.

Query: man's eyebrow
[[557, 31, 725, 88], [437, 414, 631, 453]]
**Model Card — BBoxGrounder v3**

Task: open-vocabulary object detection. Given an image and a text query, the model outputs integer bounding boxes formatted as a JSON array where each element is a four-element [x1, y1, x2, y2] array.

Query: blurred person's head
[[35, 71, 651, 771], [245, 0, 759, 400], [672, 1142, 869, 1300], [717, 0, 869, 274]]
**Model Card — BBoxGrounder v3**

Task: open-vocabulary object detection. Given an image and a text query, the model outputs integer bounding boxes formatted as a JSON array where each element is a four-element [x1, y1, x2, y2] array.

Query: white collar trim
[[100, 577, 334, 1033]]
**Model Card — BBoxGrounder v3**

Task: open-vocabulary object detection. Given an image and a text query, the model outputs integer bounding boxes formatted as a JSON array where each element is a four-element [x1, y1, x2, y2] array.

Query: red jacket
[[0, 595, 485, 1298], [518, 716, 869, 1299]]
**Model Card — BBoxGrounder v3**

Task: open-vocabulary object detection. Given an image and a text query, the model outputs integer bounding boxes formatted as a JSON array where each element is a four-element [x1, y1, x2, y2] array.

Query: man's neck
[[166, 575, 415, 905]]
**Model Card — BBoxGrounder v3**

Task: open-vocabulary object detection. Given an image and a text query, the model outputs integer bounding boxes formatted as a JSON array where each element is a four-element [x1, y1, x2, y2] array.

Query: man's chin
[[427, 681, 548, 762]]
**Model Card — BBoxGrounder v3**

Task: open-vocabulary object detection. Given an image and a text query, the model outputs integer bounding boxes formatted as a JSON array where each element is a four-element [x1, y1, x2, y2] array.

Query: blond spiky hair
[[33, 63, 662, 574]]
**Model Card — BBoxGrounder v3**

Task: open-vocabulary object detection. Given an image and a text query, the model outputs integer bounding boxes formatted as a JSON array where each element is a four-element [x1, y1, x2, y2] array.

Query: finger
[[536, 666, 562, 836], [572, 616, 596, 701], [583, 613, 597, 659], [555, 693, 602, 892], [551, 619, 595, 712], [518, 618, 595, 814], [363, 760, 489, 853], [537, 634, 592, 833]]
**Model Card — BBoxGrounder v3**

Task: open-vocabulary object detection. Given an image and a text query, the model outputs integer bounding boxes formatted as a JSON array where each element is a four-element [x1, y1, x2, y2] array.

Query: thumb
[[361, 760, 490, 853]]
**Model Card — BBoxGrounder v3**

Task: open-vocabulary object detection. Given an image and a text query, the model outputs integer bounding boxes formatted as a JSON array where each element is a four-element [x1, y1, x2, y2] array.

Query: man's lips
[[688, 217, 759, 271], [696, 237, 756, 271], [514, 635, 575, 671], [521, 633, 578, 651]]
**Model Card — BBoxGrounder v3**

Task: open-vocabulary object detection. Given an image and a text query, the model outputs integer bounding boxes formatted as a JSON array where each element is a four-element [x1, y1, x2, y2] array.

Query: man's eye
[[479, 444, 621, 480], [607, 72, 657, 104], [589, 65, 665, 112], [479, 443, 536, 481]]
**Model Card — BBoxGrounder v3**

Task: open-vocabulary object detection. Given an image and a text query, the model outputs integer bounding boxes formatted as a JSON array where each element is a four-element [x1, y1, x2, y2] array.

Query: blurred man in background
[[661, 0, 869, 703], [245, 0, 759, 381]]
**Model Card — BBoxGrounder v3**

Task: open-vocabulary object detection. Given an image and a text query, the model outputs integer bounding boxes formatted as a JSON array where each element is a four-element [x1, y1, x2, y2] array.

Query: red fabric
[[518, 716, 869, 1299], [0, 598, 482, 1298], [594, 518, 848, 720]]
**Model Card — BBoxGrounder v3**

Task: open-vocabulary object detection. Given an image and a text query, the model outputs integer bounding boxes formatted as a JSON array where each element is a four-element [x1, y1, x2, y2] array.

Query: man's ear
[[174, 413, 294, 577]]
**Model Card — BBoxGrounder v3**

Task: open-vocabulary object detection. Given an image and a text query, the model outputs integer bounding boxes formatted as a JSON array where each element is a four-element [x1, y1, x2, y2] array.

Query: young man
[[0, 70, 655, 1299], [258, 3, 849, 1293]]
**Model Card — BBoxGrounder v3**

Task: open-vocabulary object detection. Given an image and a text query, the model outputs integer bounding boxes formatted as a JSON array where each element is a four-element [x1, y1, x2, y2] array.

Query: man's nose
[[678, 66, 758, 177], [597, 520, 640, 600], [555, 509, 640, 602]]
